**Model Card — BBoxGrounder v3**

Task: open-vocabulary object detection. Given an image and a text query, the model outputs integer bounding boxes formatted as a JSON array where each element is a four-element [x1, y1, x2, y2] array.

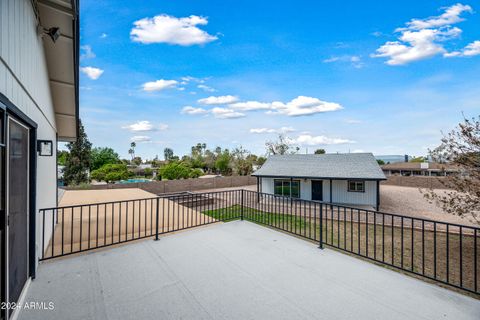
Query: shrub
[[91, 164, 132, 183]]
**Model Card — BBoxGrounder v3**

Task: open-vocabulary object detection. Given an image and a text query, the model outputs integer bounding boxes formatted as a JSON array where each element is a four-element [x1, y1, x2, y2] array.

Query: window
[[274, 179, 300, 198], [348, 180, 365, 192]]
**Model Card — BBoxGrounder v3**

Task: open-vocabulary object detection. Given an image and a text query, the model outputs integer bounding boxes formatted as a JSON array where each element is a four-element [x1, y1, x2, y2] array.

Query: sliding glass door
[[7, 118, 29, 309]]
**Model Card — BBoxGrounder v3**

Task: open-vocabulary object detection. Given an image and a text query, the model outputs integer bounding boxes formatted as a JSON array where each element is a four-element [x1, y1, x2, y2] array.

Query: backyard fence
[[39, 189, 479, 295]]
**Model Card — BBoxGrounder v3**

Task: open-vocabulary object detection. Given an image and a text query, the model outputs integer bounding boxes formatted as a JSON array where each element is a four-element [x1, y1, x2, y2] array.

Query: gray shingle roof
[[252, 153, 386, 180]]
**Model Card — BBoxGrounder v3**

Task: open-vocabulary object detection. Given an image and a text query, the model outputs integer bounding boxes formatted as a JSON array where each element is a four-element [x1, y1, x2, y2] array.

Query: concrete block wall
[[64, 176, 257, 194]]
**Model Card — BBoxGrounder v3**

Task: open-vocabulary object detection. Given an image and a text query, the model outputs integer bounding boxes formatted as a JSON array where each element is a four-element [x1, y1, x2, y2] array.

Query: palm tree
[[130, 142, 136, 159]]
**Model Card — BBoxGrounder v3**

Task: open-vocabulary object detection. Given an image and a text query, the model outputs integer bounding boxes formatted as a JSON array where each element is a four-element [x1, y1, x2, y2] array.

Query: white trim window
[[348, 180, 365, 192]]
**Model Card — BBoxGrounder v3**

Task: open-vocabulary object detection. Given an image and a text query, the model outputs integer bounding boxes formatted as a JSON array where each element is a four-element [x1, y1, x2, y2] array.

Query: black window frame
[[273, 179, 300, 198], [347, 180, 365, 193]]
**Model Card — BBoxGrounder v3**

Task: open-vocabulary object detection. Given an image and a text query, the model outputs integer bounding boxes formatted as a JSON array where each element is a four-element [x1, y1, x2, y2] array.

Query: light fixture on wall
[[37, 25, 61, 43]]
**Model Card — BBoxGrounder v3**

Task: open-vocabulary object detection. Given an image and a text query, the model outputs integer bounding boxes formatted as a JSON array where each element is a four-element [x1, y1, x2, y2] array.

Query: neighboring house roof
[[252, 153, 386, 180], [381, 162, 458, 171]]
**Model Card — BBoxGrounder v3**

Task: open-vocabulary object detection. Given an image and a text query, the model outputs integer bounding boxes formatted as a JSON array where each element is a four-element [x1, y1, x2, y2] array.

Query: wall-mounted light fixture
[[37, 140, 53, 156], [37, 25, 61, 43]]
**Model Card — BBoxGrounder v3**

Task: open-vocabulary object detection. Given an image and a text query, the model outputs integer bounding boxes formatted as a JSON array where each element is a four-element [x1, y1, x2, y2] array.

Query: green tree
[[410, 156, 427, 162], [91, 163, 132, 183], [63, 120, 92, 185], [159, 162, 193, 180], [265, 134, 299, 155], [164, 147, 174, 161], [231, 146, 253, 176], [256, 156, 267, 166], [215, 150, 231, 175], [57, 150, 69, 166], [377, 159, 385, 165], [132, 156, 142, 166], [90, 147, 120, 171], [424, 115, 480, 221], [314, 148, 326, 154], [129, 142, 136, 160]]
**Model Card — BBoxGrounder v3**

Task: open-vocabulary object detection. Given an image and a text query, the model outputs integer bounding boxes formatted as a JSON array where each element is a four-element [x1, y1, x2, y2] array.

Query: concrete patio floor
[[20, 221, 479, 320]]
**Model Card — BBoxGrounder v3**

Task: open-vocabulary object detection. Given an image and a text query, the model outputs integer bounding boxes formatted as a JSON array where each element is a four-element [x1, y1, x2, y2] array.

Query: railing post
[[319, 203, 324, 249], [154, 197, 160, 241], [241, 189, 244, 220]]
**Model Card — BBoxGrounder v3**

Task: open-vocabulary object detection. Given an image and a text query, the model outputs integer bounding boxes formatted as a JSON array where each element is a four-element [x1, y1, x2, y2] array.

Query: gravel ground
[[380, 185, 478, 227]]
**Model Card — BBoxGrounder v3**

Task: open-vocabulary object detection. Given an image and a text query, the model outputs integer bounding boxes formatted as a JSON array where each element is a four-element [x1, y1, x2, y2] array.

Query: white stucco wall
[[0, 0, 58, 266], [260, 177, 378, 207]]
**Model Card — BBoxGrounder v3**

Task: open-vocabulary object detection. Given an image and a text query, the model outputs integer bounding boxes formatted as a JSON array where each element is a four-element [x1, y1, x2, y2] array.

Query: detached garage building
[[252, 153, 386, 210], [0, 0, 79, 318]]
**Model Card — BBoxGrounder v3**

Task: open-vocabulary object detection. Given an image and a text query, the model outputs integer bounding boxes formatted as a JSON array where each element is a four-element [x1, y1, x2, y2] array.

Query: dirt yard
[[380, 185, 477, 227]]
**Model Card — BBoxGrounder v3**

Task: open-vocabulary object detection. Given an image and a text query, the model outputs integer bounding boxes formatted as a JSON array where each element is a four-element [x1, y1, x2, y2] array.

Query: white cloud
[[249, 127, 295, 134], [291, 134, 355, 146], [229, 101, 272, 111], [100, 33, 108, 38], [131, 135, 151, 143], [80, 66, 104, 80], [80, 45, 95, 60], [122, 121, 169, 132], [323, 55, 364, 68], [181, 106, 208, 115], [211, 107, 245, 119], [197, 84, 216, 92], [323, 57, 340, 63], [130, 14, 218, 46], [181, 76, 206, 83], [142, 79, 178, 91], [267, 96, 343, 116], [372, 3, 476, 65], [198, 95, 239, 105], [445, 40, 480, 57], [399, 3, 472, 31]]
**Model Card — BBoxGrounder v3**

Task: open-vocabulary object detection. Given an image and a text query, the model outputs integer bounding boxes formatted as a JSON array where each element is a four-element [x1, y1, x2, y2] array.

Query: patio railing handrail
[[38, 189, 479, 295]]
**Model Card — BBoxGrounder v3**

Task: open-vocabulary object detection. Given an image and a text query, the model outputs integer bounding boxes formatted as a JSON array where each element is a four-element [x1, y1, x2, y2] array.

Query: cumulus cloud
[[122, 121, 168, 132], [130, 135, 151, 143], [445, 40, 480, 57], [130, 14, 218, 46], [249, 127, 295, 134], [142, 79, 178, 91], [80, 45, 95, 60], [197, 84, 216, 92], [210, 107, 245, 119], [372, 3, 476, 65], [181, 106, 208, 115], [230, 96, 342, 116], [229, 101, 272, 111], [291, 134, 355, 146], [267, 96, 343, 116], [198, 95, 239, 105], [80, 66, 104, 80]]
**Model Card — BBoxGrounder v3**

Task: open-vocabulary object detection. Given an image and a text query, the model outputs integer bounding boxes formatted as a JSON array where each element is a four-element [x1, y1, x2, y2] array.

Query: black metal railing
[[39, 189, 479, 295]]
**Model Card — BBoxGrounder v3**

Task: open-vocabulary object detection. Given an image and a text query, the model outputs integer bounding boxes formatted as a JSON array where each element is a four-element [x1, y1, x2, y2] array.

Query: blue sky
[[78, 1, 480, 160]]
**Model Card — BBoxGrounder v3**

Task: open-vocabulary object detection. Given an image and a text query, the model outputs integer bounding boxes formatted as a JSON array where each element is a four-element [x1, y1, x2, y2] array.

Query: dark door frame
[[0, 93, 37, 316]]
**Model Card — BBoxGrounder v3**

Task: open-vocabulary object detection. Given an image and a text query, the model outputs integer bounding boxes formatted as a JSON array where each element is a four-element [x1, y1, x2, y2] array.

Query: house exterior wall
[[0, 0, 58, 264], [260, 177, 377, 207]]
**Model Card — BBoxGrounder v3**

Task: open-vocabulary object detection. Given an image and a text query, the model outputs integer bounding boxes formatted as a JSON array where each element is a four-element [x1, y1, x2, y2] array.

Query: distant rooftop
[[381, 162, 459, 171], [252, 153, 386, 180]]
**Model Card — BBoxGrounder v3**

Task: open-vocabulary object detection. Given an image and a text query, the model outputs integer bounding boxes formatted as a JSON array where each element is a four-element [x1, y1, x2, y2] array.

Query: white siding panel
[[0, 0, 58, 269], [259, 177, 377, 207], [331, 180, 377, 206]]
